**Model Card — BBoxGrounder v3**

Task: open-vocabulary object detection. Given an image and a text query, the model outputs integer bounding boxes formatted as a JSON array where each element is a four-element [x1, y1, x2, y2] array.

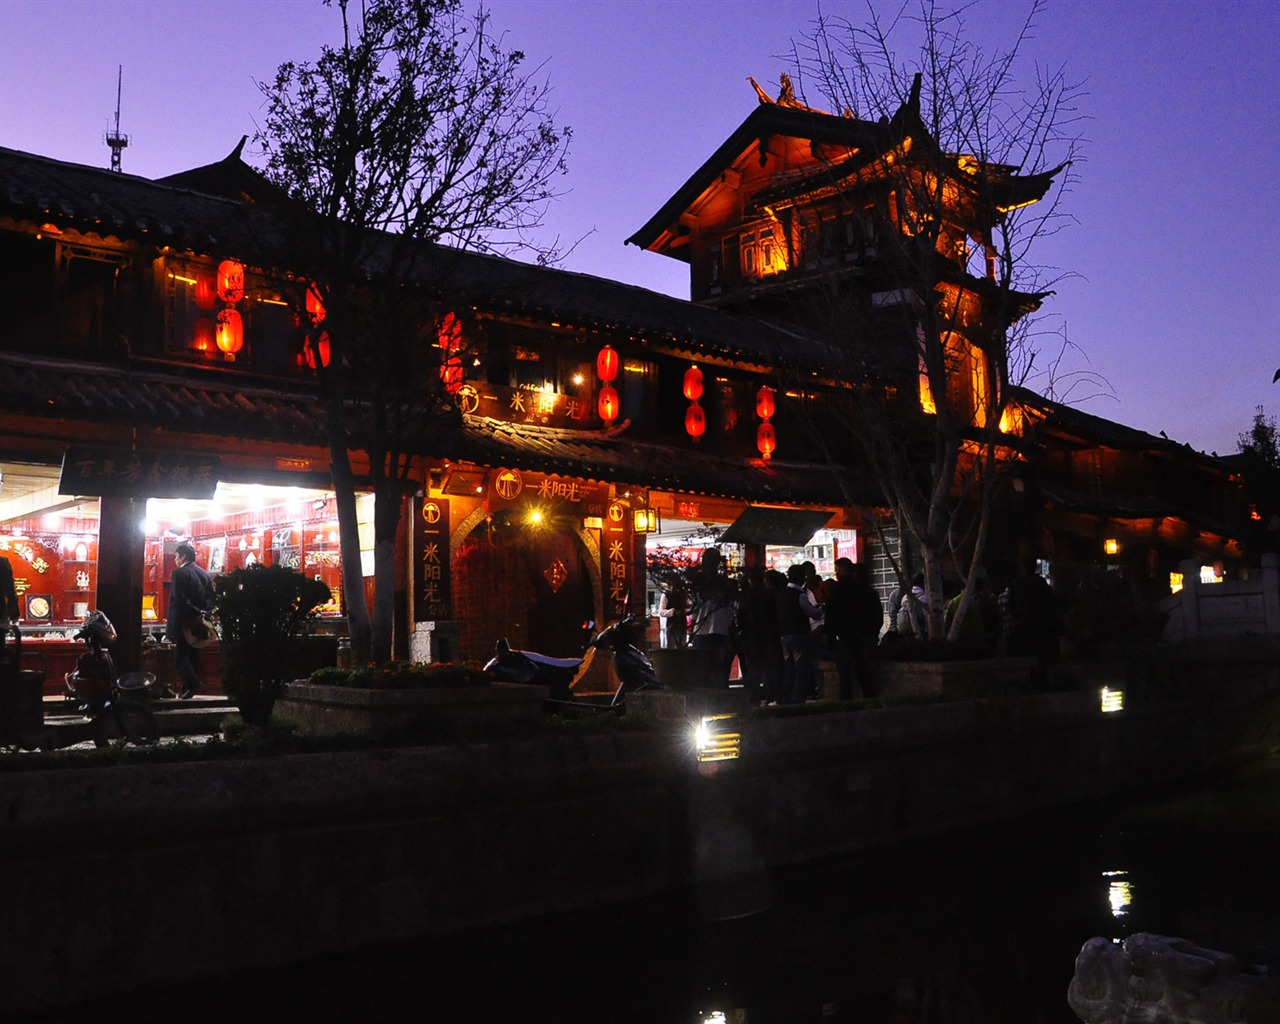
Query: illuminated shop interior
[[0, 461, 362, 636]]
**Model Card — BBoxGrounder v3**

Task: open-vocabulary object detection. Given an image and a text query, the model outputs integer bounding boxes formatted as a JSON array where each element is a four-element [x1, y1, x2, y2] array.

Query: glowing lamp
[[1104, 538, 1119, 556], [756, 385, 775, 420], [757, 421, 776, 460], [440, 355, 464, 394], [685, 401, 706, 439], [304, 333, 331, 369], [216, 260, 245, 304], [598, 384, 619, 423], [633, 508, 660, 533], [192, 317, 215, 353], [438, 310, 461, 353], [306, 284, 326, 326], [596, 345, 619, 382], [683, 365, 704, 401], [194, 276, 217, 311], [215, 308, 244, 356]]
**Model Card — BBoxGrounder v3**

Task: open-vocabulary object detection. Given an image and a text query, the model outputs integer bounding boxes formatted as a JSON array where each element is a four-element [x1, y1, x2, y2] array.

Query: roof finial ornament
[[748, 76, 774, 105]]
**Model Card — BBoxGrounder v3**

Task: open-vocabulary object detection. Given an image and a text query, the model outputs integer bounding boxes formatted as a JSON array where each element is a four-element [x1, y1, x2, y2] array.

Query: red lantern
[[306, 284, 326, 326], [756, 385, 775, 420], [683, 365, 703, 401], [685, 402, 706, 439], [215, 308, 244, 356], [304, 332, 331, 369], [216, 260, 245, 304], [440, 355, 464, 394], [757, 421, 777, 460], [598, 385, 619, 423], [596, 345, 619, 383], [194, 276, 217, 311], [192, 317, 215, 352], [438, 311, 461, 353]]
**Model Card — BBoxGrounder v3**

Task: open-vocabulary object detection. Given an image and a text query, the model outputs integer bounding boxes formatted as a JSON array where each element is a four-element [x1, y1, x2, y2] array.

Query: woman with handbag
[[166, 541, 215, 699]]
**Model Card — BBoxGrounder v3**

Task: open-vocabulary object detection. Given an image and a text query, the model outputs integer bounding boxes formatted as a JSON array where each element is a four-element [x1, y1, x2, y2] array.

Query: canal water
[[27, 754, 1280, 1023]]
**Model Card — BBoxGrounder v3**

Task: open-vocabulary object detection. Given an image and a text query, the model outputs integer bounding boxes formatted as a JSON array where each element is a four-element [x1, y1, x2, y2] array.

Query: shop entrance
[[453, 509, 595, 665]]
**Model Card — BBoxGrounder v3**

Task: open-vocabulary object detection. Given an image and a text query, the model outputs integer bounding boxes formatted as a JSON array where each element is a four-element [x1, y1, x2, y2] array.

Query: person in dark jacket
[[823, 558, 884, 699], [165, 542, 214, 699], [778, 563, 823, 703]]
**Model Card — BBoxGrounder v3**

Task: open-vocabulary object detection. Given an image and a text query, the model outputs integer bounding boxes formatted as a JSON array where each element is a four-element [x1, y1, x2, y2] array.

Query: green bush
[[215, 565, 333, 724], [308, 661, 490, 689]]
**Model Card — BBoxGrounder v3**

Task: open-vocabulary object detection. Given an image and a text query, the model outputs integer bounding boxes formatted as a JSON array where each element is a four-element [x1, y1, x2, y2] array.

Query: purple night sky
[[1, 0, 1276, 458]]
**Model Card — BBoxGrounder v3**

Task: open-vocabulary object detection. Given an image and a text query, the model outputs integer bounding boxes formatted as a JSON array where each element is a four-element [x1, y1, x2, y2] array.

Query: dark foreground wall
[[3, 669, 1279, 1015]]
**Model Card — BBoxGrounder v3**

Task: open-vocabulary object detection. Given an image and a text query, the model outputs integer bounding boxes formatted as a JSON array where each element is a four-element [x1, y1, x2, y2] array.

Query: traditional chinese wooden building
[[0, 82, 1253, 689]]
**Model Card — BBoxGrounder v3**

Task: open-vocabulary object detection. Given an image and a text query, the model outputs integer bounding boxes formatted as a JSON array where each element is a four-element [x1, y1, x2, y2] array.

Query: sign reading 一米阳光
[[59, 446, 221, 499], [413, 496, 451, 622]]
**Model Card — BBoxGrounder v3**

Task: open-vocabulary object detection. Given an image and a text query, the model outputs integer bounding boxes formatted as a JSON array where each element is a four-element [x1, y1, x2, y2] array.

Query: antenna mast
[[105, 65, 130, 173]]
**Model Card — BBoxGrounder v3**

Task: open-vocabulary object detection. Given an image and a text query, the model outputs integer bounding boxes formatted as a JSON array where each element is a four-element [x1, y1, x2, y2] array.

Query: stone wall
[[3, 667, 1280, 1015]]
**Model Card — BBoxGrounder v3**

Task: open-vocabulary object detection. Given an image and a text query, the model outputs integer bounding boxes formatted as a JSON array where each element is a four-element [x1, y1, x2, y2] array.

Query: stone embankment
[[3, 657, 1279, 1015]]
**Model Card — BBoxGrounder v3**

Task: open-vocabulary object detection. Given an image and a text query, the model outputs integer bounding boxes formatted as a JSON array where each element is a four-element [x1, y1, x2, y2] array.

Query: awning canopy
[[718, 506, 836, 546]]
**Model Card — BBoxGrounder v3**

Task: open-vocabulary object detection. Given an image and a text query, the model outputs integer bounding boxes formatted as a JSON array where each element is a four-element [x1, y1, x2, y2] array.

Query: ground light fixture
[[693, 713, 740, 762], [1100, 686, 1125, 713]]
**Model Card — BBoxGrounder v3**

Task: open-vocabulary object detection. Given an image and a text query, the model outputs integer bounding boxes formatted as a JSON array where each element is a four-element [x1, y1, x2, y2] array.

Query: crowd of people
[[658, 547, 1061, 704]]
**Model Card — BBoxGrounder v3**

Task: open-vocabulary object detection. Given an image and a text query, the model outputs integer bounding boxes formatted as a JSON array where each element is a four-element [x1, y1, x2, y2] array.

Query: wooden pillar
[[96, 495, 146, 673]]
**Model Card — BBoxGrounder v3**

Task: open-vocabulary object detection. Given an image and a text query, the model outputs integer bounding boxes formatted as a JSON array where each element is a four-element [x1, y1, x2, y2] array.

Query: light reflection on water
[[25, 755, 1280, 1024]]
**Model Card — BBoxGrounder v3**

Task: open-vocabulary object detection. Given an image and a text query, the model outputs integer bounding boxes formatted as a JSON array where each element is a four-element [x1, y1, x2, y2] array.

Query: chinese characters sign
[[604, 500, 632, 621], [413, 496, 451, 622], [59, 446, 221, 499]]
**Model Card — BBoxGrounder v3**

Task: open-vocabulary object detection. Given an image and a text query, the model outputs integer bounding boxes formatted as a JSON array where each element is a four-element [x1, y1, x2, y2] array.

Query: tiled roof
[[0, 351, 321, 444], [452, 415, 862, 506], [0, 350, 861, 505], [1012, 386, 1217, 461], [0, 145, 805, 368]]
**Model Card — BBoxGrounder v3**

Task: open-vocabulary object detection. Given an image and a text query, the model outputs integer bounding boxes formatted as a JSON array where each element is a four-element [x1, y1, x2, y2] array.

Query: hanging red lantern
[[440, 355, 464, 394], [304, 332, 331, 369], [685, 401, 706, 439], [216, 259, 245, 304], [192, 317, 215, 352], [596, 345, 619, 383], [757, 421, 777, 460], [194, 276, 217, 311], [306, 284, 326, 326], [437, 310, 461, 352], [756, 385, 776, 420], [215, 308, 244, 356], [598, 384, 619, 424], [683, 365, 704, 401]]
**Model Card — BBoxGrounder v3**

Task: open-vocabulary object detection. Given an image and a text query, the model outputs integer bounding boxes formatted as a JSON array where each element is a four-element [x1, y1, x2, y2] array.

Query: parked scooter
[[65, 611, 161, 747], [485, 615, 661, 709]]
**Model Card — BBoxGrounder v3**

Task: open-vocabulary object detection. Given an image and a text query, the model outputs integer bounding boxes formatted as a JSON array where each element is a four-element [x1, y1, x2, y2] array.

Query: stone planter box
[[276, 680, 549, 739], [873, 656, 1038, 700]]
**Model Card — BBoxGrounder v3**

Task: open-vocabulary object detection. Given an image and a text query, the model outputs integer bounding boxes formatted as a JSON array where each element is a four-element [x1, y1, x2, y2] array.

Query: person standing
[[824, 558, 883, 699], [689, 547, 737, 687], [658, 585, 690, 649], [166, 541, 214, 699], [778, 563, 823, 703]]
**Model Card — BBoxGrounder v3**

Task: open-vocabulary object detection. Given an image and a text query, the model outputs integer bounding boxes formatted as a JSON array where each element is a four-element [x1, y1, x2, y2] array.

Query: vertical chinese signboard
[[413, 496, 451, 621], [604, 499, 632, 622]]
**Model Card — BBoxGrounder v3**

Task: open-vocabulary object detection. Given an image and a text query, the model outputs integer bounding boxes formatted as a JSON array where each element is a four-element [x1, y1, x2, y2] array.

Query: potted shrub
[[215, 565, 332, 725]]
